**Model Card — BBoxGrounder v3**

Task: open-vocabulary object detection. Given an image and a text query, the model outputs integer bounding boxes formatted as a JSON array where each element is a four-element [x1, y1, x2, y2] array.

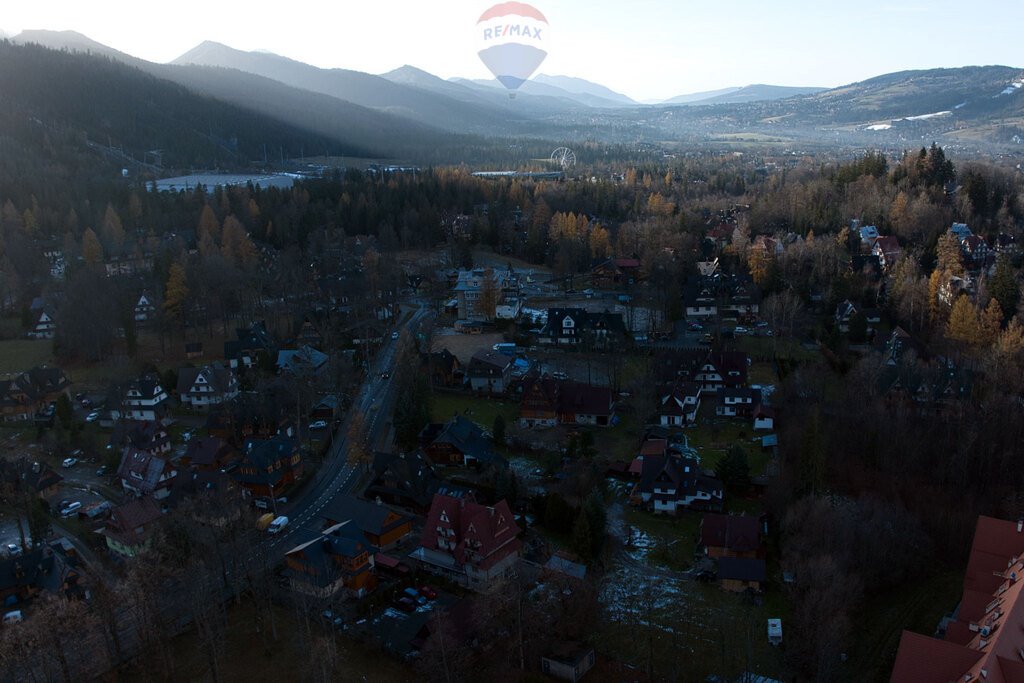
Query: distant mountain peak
[[532, 73, 637, 105], [662, 83, 826, 106]]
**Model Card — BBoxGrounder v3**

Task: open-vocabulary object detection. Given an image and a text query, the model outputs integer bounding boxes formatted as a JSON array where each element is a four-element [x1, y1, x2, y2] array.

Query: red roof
[[420, 495, 521, 570], [640, 439, 667, 457], [891, 631, 983, 683], [891, 517, 1024, 683]]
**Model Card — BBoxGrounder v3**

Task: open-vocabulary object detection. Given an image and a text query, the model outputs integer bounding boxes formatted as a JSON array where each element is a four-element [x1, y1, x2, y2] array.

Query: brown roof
[[700, 513, 762, 553]]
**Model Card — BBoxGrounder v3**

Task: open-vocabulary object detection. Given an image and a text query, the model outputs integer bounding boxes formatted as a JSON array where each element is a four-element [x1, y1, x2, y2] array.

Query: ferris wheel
[[550, 147, 577, 169]]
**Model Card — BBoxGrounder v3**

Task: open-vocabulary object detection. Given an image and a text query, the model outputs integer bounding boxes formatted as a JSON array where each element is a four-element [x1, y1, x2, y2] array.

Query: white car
[[85, 411, 100, 423], [62, 457, 78, 468], [391, 331, 400, 340], [308, 420, 328, 430], [5, 543, 20, 558]]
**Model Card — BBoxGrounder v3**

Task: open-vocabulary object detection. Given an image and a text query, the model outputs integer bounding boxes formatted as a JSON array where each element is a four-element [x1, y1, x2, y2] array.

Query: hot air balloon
[[476, 2, 549, 98]]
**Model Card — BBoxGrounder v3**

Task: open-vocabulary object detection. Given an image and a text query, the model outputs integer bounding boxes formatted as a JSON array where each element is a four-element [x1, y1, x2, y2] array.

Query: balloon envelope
[[476, 2, 549, 92]]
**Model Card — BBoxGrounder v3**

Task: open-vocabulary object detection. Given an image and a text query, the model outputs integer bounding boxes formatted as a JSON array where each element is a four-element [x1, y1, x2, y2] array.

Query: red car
[[419, 585, 437, 600]]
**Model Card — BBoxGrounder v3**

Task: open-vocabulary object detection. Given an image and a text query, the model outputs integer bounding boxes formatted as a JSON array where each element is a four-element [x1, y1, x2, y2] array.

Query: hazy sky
[[2, 0, 1022, 101]]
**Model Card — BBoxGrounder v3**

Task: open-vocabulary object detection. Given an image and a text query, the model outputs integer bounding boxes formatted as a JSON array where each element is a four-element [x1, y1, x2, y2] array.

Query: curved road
[[266, 305, 431, 557]]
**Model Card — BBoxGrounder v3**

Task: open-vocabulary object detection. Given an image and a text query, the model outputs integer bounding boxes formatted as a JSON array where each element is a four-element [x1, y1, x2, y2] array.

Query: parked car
[[95, 465, 108, 477], [61, 457, 77, 469], [419, 585, 438, 600], [395, 597, 417, 613], [5, 543, 20, 558], [734, 326, 750, 335], [380, 372, 391, 379], [687, 321, 703, 331], [308, 420, 328, 430], [391, 331, 400, 340], [403, 587, 427, 605], [80, 398, 92, 408], [60, 501, 82, 517], [85, 411, 100, 423], [551, 371, 568, 381]]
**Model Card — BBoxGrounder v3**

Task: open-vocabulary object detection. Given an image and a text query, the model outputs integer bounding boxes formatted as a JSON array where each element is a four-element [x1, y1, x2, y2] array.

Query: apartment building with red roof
[[411, 494, 521, 590], [891, 516, 1024, 683]]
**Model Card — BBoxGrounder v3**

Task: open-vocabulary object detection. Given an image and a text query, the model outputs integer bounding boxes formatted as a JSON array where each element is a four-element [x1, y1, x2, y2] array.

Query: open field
[[0, 339, 54, 375], [430, 392, 518, 431]]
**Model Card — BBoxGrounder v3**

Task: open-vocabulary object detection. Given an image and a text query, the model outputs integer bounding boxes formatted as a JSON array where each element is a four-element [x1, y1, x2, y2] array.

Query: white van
[[60, 501, 82, 518], [267, 516, 289, 534]]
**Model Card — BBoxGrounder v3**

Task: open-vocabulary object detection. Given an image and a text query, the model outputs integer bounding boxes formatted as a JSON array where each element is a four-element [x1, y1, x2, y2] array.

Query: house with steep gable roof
[[411, 494, 521, 590]]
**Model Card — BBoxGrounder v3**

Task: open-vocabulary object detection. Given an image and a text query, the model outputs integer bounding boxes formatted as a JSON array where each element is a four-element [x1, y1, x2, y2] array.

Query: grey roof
[[430, 416, 506, 468], [117, 449, 173, 494], [717, 557, 766, 583]]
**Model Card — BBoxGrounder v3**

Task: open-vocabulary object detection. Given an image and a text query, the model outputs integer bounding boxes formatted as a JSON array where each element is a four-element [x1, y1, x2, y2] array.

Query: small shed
[[718, 557, 766, 592], [768, 618, 783, 646]]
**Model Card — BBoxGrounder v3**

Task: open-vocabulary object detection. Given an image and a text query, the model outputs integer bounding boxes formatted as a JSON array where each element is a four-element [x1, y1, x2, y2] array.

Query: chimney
[[1018, 517, 1023, 533]]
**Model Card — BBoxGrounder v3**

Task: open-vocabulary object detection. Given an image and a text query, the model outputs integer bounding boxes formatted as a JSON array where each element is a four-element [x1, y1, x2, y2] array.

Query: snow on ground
[[865, 123, 892, 131], [997, 82, 1023, 97], [904, 111, 951, 121]]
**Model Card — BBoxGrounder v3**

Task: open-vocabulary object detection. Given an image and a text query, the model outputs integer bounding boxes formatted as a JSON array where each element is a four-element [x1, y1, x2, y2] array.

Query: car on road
[[380, 372, 390, 379], [95, 465, 108, 477], [80, 397, 92, 408], [61, 457, 77, 469], [391, 331, 400, 340], [308, 420, 328, 430], [85, 411, 100, 423], [734, 326, 750, 335], [551, 371, 568, 381], [267, 516, 289, 534], [583, 288, 594, 298], [700, 333, 714, 344]]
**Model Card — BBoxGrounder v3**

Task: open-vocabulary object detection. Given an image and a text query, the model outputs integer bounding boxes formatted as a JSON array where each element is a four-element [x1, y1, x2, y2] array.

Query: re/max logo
[[482, 24, 543, 41]]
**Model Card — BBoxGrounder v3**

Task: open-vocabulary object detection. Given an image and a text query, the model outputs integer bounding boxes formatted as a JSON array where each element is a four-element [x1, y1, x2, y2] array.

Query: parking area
[[0, 516, 31, 557]]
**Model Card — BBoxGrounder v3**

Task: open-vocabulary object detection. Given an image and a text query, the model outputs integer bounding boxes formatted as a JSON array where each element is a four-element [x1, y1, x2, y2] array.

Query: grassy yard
[[846, 570, 962, 683], [430, 392, 518, 431], [623, 506, 702, 571], [0, 339, 54, 375], [599, 550, 790, 680], [748, 361, 778, 385]]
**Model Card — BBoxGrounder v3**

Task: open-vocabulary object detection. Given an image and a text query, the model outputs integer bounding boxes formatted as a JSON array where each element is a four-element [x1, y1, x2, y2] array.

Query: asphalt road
[[265, 305, 432, 558]]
